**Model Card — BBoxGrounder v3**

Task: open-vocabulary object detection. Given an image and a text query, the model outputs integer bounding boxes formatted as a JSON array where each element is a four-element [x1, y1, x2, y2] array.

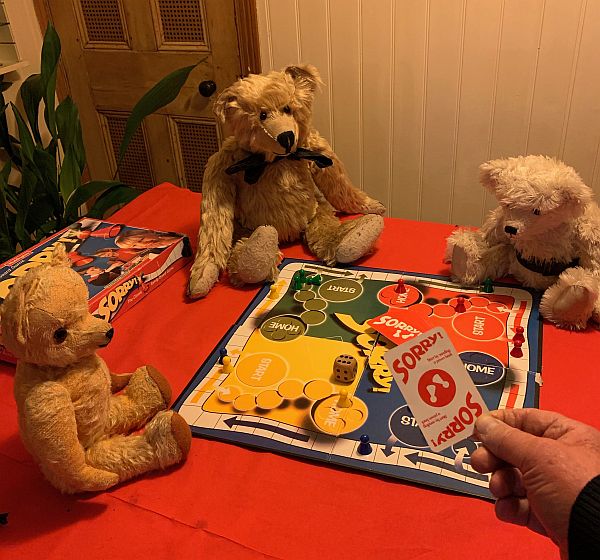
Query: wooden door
[[35, 0, 258, 192]]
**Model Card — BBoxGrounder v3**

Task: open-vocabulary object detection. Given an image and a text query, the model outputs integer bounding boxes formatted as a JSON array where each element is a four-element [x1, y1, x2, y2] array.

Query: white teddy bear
[[445, 155, 600, 330]]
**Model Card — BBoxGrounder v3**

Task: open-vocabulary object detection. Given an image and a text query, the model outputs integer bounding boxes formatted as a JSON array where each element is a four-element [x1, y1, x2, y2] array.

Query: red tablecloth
[[2, 183, 598, 559]]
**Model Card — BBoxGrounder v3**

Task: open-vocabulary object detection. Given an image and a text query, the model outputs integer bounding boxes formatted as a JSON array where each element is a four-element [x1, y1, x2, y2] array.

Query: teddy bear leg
[[540, 268, 599, 329], [305, 202, 383, 265], [108, 365, 172, 435], [227, 225, 282, 287], [86, 411, 192, 483]]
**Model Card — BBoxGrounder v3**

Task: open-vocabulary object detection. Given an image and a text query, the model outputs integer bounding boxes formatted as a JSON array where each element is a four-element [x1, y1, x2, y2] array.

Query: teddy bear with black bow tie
[[445, 155, 600, 330], [188, 64, 385, 299]]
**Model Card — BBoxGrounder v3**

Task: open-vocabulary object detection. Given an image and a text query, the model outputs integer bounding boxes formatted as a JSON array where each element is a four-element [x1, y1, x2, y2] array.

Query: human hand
[[471, 409, 600, 555]]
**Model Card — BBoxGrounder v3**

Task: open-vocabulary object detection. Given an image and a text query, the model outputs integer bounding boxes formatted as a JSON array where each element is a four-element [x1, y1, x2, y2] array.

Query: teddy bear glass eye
[[283, 106, 292, 114], [259, 111, 267, 121], [533, 209, 541, 215], [53, 327, 68, 343]]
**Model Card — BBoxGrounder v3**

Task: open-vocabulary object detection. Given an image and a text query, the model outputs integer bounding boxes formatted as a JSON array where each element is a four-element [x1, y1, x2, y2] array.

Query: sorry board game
[[174, 259, 542, 499], [0, 218, 191, 363]]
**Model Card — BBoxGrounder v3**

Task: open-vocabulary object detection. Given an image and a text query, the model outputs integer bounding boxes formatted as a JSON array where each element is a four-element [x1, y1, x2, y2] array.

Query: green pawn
[[482, 277, 494, 293]]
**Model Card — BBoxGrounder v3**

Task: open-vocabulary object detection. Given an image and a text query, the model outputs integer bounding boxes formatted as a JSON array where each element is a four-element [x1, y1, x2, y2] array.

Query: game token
[[307, 274, 322, 286], [337, 389, 351, 408], [482, 277, 494, 293], [454, 296, 466, 313], [219, 347, 228, 364], [510, 340, 523, 358], [357, 434, 373, 455], [513, 326, 525, 345], [395, 278, 406, 294], [221, 356, 233, 374], [268, 285, 278, 300]]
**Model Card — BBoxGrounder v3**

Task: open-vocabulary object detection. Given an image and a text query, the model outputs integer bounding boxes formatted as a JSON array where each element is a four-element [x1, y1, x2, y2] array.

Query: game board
[[174, 259, 542, 499]]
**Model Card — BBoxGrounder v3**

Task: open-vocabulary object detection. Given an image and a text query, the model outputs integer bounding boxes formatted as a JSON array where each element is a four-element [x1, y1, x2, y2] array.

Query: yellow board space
[[202, 329, 367, 433]]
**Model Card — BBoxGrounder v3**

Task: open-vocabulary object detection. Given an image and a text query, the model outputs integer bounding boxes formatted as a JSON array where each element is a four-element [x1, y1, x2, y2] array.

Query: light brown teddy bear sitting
[[445, 155, 600, 330], [188, 64, 385, 298], [1, 244, 191, 493]]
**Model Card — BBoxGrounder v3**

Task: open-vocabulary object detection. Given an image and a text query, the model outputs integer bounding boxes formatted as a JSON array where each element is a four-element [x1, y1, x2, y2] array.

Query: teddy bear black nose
[[504, 225, 518, 235], [105, 328, 114, 340], [277, 131, 295, 153]]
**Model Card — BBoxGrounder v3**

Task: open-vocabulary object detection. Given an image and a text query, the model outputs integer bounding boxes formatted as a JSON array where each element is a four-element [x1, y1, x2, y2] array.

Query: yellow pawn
[[268, 284, 278, 300], [221, 355, 233, 374], [337, 388, 351, 408]]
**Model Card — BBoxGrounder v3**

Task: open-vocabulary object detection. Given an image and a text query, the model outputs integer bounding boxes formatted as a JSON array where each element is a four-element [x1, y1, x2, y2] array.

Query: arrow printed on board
[[304, 265, 354, 277], [223, 416, 311, 442], [405, 451, 489, 482]]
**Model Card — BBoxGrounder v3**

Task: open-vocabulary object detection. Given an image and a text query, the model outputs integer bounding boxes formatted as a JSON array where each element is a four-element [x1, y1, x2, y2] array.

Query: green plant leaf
[[87, 185, 138, 218], [58, 147, 80, 203], [118, 63, 199, 166], [40, 24, 60, 138], [64, 180, 126, 223], [11, 103, 34, 162], [56, 96, 85, 172], [32, 146, 61, 214], [15, 166, 37, 247], [19, 73, 44, 145]]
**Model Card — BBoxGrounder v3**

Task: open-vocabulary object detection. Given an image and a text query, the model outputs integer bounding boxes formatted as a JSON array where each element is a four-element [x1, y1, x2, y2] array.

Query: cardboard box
[[0, 218, 192, 363]]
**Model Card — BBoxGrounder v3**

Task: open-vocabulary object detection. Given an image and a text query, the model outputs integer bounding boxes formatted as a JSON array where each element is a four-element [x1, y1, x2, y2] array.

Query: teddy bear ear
[[479, 159, 511, 191], [50, 243, 71, 268], [284, 64, 323, 93], [213, 89, 240, 123]]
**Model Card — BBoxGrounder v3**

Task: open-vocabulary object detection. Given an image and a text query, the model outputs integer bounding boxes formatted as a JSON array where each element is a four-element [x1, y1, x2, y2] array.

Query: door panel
[[45, 0, 243, 192]]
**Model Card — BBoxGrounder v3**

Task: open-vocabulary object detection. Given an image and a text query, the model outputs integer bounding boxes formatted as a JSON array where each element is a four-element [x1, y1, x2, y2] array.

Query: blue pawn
[[219, 347, 228, 364], [357, 434, 373, 455]]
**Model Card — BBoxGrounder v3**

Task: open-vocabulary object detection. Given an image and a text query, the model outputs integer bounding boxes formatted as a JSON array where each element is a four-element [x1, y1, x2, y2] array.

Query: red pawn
[[395, 278, 406, 294], [454, 296, 466, 313], [510, 339, 523, 358], [512, 326, 525, 345]]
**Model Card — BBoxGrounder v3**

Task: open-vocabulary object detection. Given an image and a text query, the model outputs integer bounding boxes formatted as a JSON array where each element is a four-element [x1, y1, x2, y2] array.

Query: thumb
[[476, 414, 540, 470]]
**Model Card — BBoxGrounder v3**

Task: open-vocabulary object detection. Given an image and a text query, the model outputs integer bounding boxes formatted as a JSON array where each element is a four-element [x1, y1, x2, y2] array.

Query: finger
[[487, 409, 571, 439], [475, 414, 546, 470], [470, 446, 506, 473], [489, 467, 525, 499], [495, 497, 548, 537]]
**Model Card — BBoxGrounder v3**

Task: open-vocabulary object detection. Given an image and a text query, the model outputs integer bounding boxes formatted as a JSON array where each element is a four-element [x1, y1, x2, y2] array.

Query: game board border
[[173, 258, 544, 499]]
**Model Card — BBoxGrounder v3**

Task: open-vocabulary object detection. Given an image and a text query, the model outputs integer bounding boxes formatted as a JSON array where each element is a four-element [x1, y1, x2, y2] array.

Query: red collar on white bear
[[225, 148, 333, 184], [515, 251, 580, 276]]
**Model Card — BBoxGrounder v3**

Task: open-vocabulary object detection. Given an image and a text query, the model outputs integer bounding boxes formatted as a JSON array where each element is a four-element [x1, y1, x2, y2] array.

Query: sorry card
[[174, 259, 542, 499]]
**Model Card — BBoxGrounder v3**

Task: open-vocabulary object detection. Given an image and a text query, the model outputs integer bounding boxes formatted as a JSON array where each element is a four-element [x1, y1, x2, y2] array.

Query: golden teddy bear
[[1, 244, 191, 493], [188, 64, 386, 298]]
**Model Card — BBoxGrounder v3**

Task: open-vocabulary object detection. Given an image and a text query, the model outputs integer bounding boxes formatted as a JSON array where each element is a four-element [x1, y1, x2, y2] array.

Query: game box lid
[[0, 218, 192, 364]]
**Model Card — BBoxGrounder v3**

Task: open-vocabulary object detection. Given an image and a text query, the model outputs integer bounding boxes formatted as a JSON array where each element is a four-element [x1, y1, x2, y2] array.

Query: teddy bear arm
[[195, 152, 237, 271], [306, 134, 385, 215], [23, 383, 119, 492], [110, 372, 133, 392]]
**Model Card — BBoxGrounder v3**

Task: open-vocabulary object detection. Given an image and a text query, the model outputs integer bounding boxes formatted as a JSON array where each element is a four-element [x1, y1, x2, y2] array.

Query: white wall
[[3, 0, 42, 105], [257, 0, 600, 226]]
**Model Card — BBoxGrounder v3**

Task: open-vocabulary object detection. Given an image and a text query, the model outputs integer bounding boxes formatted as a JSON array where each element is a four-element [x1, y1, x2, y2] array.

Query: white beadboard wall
[[256, 0, 600, 226]]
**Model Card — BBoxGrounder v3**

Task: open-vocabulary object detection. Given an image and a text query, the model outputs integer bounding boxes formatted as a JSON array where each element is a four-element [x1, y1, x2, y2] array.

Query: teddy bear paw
[[540, 270, 598, 329], [188, 261, 219, 299], [145, 410, 192, 469], [229, 225, 280, 285], [336, 215, 384, 263], [360, 198, 386, 216]]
